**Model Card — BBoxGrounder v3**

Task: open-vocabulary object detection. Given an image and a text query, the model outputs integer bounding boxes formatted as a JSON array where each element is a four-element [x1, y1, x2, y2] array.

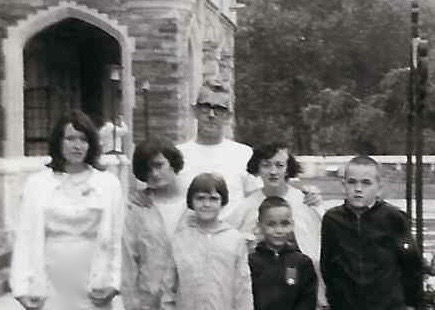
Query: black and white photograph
[[0, 0, 433, 309]]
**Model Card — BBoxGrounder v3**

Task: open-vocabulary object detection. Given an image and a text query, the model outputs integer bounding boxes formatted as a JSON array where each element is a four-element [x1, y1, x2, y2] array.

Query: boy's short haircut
[[247, 142, 302, 180], [186, 173, 229, 209], [258, 196, 291, 222], [344, 155, 381, 180], [132, 136, 184, 182]]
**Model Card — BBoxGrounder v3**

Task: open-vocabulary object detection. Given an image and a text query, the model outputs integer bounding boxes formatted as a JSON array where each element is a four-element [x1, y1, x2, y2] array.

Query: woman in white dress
[[10, 110, 124, 310]]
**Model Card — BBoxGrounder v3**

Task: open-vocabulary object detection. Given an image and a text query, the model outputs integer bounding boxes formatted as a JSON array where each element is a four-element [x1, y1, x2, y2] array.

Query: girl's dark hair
[[247, 142, 302, 180], [258, 196, 291, 222], [132, 137, 184, 182], [186, 173, 229, 209], [47, 109, 102, 172]]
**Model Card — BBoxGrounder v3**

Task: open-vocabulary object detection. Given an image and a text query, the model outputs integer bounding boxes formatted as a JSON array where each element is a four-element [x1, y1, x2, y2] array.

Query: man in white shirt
[[178, 81, 260, 219]]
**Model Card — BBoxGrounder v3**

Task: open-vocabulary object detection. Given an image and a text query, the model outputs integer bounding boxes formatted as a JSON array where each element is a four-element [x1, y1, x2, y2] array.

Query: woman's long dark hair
[[47, 109, 103, 172]]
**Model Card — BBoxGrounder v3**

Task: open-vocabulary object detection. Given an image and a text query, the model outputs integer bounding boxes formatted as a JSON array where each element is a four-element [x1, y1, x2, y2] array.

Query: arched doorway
[[23, 18, 121, 155], [2, 1, 135, 157]]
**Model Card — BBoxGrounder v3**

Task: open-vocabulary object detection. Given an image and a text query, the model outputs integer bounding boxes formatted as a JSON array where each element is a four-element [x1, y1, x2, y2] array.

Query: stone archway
[[2, 1, 135, 157]]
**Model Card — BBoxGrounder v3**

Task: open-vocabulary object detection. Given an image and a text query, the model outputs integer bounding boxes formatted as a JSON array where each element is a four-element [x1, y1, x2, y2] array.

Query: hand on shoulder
[[301, 185, 323, 208]]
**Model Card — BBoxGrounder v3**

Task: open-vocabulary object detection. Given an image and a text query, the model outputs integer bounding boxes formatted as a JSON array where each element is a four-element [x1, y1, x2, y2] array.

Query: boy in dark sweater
[[249, 196, 317, 310], [321, 156, 421, 310]]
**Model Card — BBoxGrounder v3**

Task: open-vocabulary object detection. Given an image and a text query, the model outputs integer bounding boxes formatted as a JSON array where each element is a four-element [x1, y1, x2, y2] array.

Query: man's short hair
[[195, 80, 231, 110], [247, 142, 302, 180], [132, 136, 184, 182], [186, 172, 229, 209], [344, 155, 381, 180], [258, 196, 291, 222]]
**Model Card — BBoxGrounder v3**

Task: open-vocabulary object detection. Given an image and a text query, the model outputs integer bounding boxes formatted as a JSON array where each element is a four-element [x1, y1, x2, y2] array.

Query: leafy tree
[[235, 0, 435, 154]]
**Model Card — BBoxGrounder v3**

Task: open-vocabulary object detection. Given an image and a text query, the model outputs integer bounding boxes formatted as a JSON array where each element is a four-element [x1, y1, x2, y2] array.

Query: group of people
[[9, 81, 422, 310]]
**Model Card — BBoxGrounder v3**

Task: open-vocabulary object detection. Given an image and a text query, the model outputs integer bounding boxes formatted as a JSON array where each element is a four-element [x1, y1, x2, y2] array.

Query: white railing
[[297, 155, 435, 178]]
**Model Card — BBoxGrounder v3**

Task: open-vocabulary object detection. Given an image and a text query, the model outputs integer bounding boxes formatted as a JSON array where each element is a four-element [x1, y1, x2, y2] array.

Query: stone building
[[0, 0, 239, 293]]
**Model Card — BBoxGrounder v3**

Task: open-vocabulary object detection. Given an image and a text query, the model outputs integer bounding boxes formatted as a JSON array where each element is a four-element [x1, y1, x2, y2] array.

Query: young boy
[[249, 196, 317, 310], [321, 156, 422, 310]]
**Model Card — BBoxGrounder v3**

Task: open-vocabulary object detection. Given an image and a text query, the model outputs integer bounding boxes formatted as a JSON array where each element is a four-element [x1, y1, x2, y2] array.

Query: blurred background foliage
[[234, 0, 435, 155]]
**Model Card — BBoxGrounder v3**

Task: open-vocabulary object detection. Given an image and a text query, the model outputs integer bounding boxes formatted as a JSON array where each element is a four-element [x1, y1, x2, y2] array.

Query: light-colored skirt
[[43, 238, 123, 310]]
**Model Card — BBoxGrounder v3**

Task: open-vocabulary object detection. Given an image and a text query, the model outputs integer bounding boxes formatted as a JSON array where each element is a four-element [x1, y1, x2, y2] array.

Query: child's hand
[[88, 287, 118, 307], [16, 296, 45, 309], [302, 185, 323, 207], [288, 179, 323, 207]]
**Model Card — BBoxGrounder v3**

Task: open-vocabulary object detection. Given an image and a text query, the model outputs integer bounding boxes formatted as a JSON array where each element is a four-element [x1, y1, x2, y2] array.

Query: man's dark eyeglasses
[[196, 102, 230, 116]]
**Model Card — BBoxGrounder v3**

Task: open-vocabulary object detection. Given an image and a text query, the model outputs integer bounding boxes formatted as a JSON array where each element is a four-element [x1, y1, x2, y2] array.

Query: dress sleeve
[[294, 257, 317, 310], [109, 176, 124, 289], [233, 239, 254, 310], [121, 204, 141, 310], [9, 174, 48, 298], [89, 174, 124, 291]]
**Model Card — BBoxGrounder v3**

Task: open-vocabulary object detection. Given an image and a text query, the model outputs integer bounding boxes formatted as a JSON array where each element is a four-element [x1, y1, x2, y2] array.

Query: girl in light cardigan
[[161, 173, 253, 310]]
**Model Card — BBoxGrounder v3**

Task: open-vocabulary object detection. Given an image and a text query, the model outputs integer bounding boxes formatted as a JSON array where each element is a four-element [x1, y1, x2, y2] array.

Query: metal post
[[406, 0, 419, 224], [416, 39, 428, 255]]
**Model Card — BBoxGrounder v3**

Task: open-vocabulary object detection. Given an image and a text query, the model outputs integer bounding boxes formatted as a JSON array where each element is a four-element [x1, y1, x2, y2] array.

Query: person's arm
[[160, 257, 179, 310], [120, 205, 142, 310], [10, 174, 47, 308], [294, 257, 318, 310], [301, 185, 323, 209], [395, 211, 422, 308], [248, 254, 260, 310], [233, 240, 254, 310], [320, 213, 336, 307], [288, 179, 325, 217]]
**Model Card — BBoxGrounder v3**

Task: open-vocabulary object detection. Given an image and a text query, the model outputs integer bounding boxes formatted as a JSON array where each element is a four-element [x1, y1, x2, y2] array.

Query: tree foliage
[[235, 0, 435, 154]]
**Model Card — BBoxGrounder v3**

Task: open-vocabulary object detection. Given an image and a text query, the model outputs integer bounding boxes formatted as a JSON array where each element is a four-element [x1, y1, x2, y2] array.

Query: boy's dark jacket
[[249, 241, 317, 310], [321, 199, 422, 310]]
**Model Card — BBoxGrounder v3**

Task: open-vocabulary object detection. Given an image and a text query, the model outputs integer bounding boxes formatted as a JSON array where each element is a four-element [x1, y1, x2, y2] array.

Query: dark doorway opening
[[23, 18, 121, 155]]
